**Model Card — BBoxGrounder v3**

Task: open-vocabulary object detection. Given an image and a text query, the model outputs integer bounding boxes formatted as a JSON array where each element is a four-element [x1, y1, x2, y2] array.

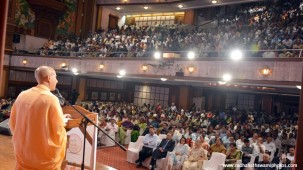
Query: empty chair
[[126, 136, 145, 163], [203, 152, 226, 170]]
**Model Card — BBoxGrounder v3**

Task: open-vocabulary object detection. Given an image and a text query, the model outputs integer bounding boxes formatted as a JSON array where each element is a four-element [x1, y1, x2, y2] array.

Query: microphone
[[55, 88, 65, 106]]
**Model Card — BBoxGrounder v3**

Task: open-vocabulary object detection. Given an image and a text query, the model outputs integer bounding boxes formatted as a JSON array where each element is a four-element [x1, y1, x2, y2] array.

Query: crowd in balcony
[[38, 0, 303, 59], [79, 100, 297, 169]]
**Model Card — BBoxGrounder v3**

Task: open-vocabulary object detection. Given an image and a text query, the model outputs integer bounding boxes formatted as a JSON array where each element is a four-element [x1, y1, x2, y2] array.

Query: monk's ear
[[45, 75, 51, 83]]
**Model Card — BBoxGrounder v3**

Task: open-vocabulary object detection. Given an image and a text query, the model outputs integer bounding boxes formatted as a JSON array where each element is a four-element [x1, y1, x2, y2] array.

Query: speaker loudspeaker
[[13, 34, 20, 43]]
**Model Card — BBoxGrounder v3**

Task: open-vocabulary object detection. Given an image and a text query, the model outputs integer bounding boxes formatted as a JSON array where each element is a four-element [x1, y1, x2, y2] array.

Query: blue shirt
[[143, 133, 159, 149]]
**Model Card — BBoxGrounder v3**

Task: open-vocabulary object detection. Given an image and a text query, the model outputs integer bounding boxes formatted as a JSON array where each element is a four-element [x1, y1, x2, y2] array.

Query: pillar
[[0, 0, 9, 97]]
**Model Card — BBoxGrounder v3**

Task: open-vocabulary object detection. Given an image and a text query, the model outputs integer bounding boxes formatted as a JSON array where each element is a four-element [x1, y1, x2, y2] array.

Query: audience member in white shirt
[[249, 133, 259, 145], [263, 136, 276, 161], [236, 135, 245, 150], [252, 137, 265, 156]]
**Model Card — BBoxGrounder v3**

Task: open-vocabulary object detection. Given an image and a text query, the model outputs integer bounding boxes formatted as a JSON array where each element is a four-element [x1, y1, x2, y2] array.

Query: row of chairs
[[126, 135, 257, 170]]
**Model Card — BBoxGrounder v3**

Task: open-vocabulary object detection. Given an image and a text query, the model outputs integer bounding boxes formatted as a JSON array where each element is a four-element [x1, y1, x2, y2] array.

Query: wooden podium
[[62, 106, 98, 170]]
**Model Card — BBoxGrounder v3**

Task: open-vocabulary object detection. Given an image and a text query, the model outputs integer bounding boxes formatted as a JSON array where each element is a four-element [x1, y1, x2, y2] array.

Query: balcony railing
[[11, 49, 303, 59]]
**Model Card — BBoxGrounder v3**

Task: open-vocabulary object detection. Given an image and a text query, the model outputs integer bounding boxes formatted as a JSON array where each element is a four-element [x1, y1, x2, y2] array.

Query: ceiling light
[[188, 66, 195, 73], [99, 63, 104, 70], [61, 62, 67, 68], [154, 51, 161, 59], [178, 4, 183, 8], [259, 66, 272, 77], [296, 85, 301, 90], [144, 6, 149, 10], [117, 75, 123, 78], [71, 68, 79, 75], [119, 70, 126, 76], [222, 73, 232, 82], [22, 58, 28, 65], [187, 51, 195, 59], [116, 7, 121, 10], [71, 68, 78, 73], [212, 0, 218, 4], [218, 81, 226, 85], [230, 49, 242, 61], [142, 65, 148, 72], [160, 78, 167, 81]]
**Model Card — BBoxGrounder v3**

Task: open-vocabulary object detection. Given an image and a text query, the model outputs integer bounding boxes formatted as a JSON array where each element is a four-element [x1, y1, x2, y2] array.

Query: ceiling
[[96, 0, 263, 14], [73, 71, 301, 96], [9, 66, 300, 96]]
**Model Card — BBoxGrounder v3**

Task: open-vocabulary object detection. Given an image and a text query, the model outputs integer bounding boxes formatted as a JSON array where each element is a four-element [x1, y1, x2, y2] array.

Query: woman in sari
[[209, 137, 226, 157], [138, 117, 147, 135], [182, 140, 207, 170], [225, 142, 241, 170], [167, 137, 190, 170], [118, 117, 133, 145]]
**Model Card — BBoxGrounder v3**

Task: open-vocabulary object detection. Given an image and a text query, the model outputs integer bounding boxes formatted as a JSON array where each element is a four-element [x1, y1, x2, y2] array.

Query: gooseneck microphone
[[55, 88, 65, 106]]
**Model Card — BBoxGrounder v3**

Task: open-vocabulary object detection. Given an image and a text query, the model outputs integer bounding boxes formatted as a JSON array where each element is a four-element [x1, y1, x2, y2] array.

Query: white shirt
[[236, 139, 244, 150], [263, 141, 276, 153], [287, 153, 294, 161], [252, 143, 265, 155]]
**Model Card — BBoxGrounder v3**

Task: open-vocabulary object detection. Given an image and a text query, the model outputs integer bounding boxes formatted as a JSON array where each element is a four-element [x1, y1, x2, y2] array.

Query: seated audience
[[225, 142, 242, 170], [150, 132, 175, 170], [131, 124, 140, 142], [209, 138, 226, 156], [166, 137, 189, 170], [135, 126, 159, 167], [241, 138, 254, 170], [257, 154, 275, 170], [182, 140, 207, 170]]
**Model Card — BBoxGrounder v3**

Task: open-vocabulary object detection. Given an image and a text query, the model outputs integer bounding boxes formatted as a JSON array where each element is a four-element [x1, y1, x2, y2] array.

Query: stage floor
[[0, 134, 146, 170]]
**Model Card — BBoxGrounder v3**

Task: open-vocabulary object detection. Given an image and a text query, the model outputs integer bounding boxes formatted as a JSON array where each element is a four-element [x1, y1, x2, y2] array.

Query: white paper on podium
[[65, 114, 98, 170]]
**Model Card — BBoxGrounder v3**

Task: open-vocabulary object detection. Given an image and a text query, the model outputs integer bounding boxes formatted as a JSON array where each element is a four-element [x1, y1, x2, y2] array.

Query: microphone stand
[[55, 89, 126, 170]]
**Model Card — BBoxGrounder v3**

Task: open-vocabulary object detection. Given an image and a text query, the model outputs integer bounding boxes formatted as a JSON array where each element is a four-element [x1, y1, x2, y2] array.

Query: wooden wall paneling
[[75, 0, 83, 36], [5, 0, 15, 51], [183, 10, 194, 25], [95, 6, 102, 30], [81, 0, 95, 37], [28, 0, 67, 39]]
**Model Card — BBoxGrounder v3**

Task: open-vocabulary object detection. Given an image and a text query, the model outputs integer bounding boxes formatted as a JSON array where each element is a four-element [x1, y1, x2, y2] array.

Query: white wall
[[101, 7, 125, 30], [13, 35, 47, 51]]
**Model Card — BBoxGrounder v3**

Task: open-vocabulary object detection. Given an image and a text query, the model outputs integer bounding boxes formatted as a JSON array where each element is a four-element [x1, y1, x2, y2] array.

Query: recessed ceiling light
[[222, 73, 232, 82], [119, 70, 126, 76], [116, 7, 121, 10], [212, 0, 218, 4], [218, 81, 226, 85], [144, 6, 149, 10], [178, 4, 183, 8]]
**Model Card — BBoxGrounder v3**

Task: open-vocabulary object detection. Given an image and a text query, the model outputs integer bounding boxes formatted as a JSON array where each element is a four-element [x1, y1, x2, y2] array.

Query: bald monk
[[9, 66, 68, 169]]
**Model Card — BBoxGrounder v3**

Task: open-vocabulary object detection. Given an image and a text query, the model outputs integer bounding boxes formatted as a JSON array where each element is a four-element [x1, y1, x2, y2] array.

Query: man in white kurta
[[104, 118, 118, 146]]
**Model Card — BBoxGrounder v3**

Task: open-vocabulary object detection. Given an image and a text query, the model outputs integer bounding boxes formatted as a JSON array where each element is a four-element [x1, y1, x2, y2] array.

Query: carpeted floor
[[0, 134, 147, 170], [97, 146, 147, 170]]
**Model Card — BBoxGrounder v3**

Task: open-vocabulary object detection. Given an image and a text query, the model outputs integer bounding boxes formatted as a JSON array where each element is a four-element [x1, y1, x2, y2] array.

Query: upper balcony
[[4, 49, 303, 95]]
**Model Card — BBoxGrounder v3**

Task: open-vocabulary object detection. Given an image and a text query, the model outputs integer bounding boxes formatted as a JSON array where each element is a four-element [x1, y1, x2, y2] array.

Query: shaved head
[[34, 66, 58, 91]]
